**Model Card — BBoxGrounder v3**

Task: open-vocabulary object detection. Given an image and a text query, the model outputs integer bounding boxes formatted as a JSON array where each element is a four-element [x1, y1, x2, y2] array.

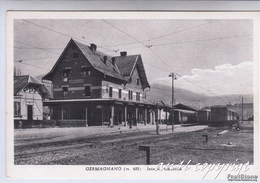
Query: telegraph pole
[[169, 73, 176, 131], [242, 97, 244, 124]]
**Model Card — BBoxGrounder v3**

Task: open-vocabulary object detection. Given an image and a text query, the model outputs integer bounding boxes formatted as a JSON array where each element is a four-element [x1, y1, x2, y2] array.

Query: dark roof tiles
[[43, 39, 150, 89], [14, 75, 50, 97], [74, 40, 125, 81]]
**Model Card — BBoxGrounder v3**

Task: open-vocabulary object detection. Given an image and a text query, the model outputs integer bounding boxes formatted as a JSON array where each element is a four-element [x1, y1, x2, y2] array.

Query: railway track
[[15, 130, 194, 165], [47, 132, 195, 165]]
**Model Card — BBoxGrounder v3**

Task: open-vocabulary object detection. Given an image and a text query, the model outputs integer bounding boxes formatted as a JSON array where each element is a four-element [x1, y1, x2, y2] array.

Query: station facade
[[43, 39, 164, 126]]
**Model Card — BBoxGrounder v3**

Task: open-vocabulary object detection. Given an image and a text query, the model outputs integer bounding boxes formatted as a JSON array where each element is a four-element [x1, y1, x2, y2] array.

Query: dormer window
[[73, 52, 79, 58], [81, 66, 91, 76]]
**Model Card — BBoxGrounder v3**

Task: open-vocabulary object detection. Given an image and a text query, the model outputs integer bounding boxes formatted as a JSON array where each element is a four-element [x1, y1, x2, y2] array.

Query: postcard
[[6, 11, 259, 180]]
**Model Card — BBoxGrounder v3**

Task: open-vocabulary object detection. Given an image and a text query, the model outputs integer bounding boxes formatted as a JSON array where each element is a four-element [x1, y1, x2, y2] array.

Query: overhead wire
[[102, 19, 173, 71], [101, 20, 219, 48], [14, 61, 50, 71], [14, 47, 64, 50], [17, 19, 250, 103], [14, 40, 61, 55], [102, 19, 230, 98], [21, 19, 114, 53], [14, 57, 57, 61], [152, 34, 252, 47]]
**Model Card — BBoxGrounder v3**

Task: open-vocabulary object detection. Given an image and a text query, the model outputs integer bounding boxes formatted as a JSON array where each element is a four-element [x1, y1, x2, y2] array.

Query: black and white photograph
[[6, 11, 259, 180]]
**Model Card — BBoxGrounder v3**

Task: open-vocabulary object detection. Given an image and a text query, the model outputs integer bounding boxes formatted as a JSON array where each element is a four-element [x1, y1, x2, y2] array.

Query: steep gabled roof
[[14, 75, 50, 97], [42, 39, 150, 89], [43, 39, 125, 82], [73, 40, 125, 81], [114, 54, 150, 89], [114, 55, 139, 76]]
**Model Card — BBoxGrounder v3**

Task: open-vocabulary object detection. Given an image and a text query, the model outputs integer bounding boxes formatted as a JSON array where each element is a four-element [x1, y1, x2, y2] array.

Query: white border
[[5, 11, 260, 180]]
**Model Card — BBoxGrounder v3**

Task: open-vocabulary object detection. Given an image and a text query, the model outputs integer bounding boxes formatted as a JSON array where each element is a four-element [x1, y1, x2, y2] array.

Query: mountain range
[[146, 83, 253, 109]]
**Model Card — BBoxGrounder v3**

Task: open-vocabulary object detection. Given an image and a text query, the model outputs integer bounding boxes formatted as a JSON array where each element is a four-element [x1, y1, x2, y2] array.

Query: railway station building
[[42, 38, 163, 127]]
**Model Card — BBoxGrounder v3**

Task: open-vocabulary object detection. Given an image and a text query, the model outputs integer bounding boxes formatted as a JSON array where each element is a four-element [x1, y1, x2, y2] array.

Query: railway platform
[[14, 124, 208, 147]]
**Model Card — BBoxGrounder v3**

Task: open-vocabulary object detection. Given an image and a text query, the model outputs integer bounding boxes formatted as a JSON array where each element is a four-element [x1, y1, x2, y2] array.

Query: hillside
[[146, 83, 253, 108]]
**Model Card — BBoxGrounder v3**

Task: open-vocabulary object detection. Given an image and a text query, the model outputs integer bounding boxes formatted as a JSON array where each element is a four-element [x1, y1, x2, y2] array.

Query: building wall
[[14, 90, 43, 120], [51, 42, 103, 99], [101, 68, 146, 102], [101, 67, 146, 102]]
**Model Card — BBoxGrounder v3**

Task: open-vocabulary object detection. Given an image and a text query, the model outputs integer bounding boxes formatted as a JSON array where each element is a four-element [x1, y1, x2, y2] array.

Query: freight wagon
[[209, 106, 239, 127], [197, 109, 211, 125]]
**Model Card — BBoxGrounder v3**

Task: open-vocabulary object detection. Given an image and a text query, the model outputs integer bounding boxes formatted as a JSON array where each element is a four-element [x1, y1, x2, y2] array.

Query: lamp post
[[169, 73, 176, 131]]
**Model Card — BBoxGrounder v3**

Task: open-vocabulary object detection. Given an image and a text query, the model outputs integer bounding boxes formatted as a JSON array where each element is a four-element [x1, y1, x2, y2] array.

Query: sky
[[13, 18, 254, 96]]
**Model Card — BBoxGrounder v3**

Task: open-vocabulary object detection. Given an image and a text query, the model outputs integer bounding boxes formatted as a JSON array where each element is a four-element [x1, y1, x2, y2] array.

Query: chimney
[[90, 43, 97, 52], [112, 57, 116, 66], [120, 51, 127, 56], [103, 56, 107, 65]]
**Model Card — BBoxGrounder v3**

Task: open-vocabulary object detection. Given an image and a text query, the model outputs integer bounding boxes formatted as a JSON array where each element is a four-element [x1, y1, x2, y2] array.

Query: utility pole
[[242, 97, 244, 124], [156, 102, 159, 134], [169, 73, 176, 131]]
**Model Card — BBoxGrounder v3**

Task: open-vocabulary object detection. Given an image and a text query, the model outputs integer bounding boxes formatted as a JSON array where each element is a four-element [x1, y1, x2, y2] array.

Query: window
[[118, 89, 122, 99], [109, 87, 113, 98], [14, 102, 21, 116], [128, 90, 133, 100], [63, 68, 71, 77], [143, 92, 146, 99], [128, 90, 131, 100], [73, 52, 79, 58], [81, 66, 91, 76], [136, 92, 140, 101], [85, 85, 91, 97], [62, 86, 68, 97], [137, 78, 140, 85]]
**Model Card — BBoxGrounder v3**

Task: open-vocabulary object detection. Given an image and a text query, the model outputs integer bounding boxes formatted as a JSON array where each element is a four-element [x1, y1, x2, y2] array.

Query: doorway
[[27, 105, 33, 120]]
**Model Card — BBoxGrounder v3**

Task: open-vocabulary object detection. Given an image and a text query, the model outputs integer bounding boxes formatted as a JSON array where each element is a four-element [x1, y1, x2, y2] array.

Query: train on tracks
[[173, 106, 239, 127], [208, 106, 239, 127]]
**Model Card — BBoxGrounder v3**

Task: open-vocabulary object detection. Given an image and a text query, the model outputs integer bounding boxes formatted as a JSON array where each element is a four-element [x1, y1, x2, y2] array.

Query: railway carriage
[[210, 106, 239, 127], [174, 110, 198, 125], [197, 109, 211, 125]]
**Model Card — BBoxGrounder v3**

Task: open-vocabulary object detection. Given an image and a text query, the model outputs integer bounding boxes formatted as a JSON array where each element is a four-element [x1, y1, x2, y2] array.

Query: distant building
[[43, 39, 158, 126], [14, 75, 50, 120]]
